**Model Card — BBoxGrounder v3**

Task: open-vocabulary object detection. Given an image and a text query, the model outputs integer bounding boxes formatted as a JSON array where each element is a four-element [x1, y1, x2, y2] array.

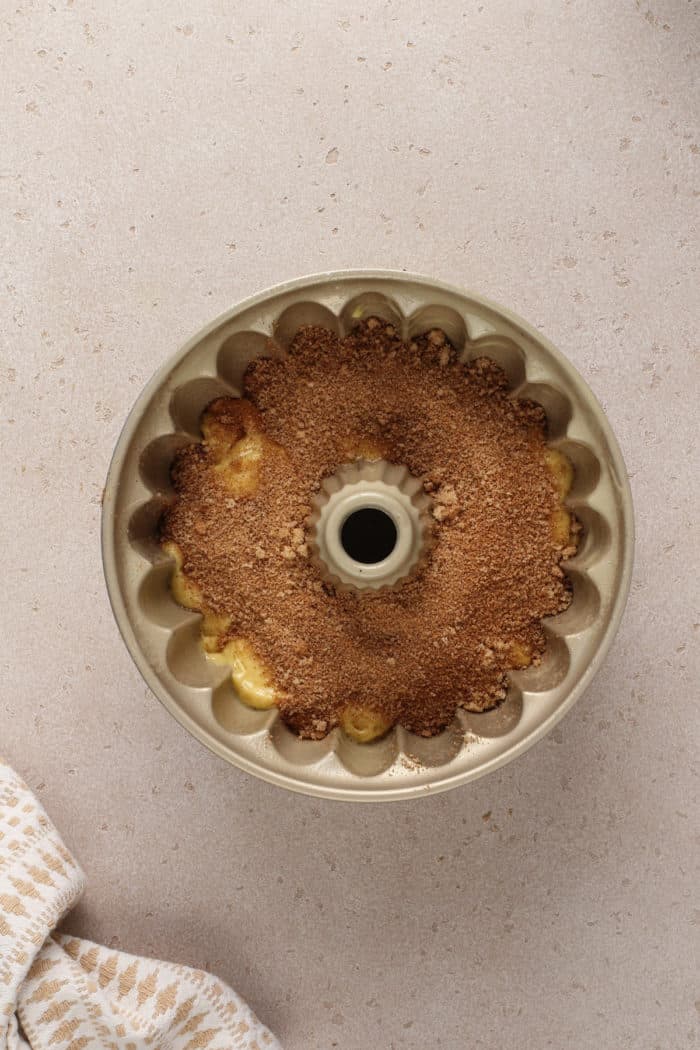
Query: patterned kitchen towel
[[0, 760, 281, 1050]]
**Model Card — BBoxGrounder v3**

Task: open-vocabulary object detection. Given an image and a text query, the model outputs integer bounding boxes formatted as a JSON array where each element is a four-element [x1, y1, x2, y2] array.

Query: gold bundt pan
[[102, 272, 633, 801]]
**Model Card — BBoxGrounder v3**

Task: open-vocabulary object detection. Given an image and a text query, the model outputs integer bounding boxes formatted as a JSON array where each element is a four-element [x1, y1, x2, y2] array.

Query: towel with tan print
[[0, 761, 281, 1050]]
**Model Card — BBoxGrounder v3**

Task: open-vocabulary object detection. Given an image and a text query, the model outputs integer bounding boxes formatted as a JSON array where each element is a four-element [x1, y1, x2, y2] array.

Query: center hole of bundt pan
[[340, 507, 398, 564]]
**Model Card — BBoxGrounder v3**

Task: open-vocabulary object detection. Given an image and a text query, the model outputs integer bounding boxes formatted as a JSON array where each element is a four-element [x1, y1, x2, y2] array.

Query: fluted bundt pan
[[102, 272, 634, 801]]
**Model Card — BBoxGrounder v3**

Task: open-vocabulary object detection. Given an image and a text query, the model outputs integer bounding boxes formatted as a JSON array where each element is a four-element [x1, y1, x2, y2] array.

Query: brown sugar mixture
[[160, 319, 578, 739]]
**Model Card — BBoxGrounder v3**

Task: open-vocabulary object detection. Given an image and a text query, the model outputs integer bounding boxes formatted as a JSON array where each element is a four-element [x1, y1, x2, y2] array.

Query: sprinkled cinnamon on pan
[[161, 319, 578, 739]]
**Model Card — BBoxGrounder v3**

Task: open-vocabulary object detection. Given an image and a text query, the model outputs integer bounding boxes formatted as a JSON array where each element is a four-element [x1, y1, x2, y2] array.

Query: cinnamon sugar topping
[[161, 320, 578, 738]]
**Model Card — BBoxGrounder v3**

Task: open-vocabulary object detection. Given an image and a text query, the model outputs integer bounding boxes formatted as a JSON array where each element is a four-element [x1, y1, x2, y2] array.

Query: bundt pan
[[102, 272, 634, 801]]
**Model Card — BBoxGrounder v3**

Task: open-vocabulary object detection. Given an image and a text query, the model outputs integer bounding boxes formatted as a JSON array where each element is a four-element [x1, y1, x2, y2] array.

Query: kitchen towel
[[0, 759, 281, 1049]]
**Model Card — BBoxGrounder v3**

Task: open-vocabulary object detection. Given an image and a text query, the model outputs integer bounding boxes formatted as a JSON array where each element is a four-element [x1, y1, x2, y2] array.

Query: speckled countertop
[[2, 3, 698, 1048]]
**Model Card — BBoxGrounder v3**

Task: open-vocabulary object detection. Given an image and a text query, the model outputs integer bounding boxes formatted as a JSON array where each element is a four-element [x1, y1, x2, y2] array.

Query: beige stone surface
[[1, 2, 698, 1048]]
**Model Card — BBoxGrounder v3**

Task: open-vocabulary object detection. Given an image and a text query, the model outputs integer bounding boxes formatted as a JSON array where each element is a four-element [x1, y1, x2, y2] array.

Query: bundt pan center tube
[[101, 271, 634, 801], [309, 459, 432, 591]]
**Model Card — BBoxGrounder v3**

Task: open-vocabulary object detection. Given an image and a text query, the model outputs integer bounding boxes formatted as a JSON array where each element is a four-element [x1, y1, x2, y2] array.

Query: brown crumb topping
[[161, 320, 577, 738]]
